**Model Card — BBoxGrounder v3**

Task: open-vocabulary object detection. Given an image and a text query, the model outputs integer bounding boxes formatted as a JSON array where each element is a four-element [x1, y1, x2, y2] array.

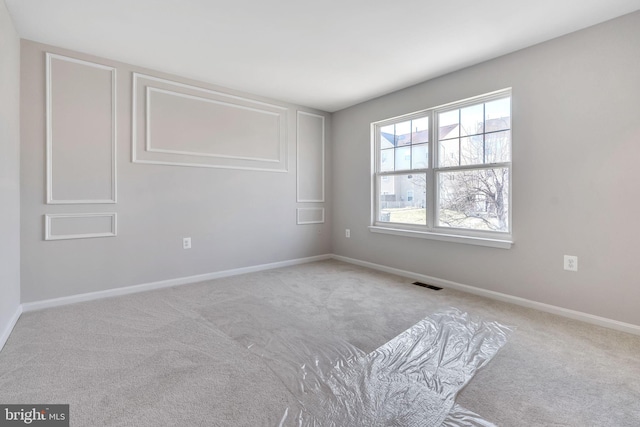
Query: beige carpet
[[1, 260, 639, 426]]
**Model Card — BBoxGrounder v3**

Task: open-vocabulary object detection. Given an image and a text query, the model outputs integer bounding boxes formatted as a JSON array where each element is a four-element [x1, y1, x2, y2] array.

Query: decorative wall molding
[[296, 111, 325, 202], [297, 207, 325, 224], [132, 73, 288, 172], [46, 53, 117, 204], [145, 87, 281, 162], [44, 213, 117, 241]]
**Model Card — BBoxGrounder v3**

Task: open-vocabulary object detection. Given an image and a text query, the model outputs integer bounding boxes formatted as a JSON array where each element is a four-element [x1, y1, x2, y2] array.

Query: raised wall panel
[[44, 213, 117, 241], [133, 74, 288, 172], [297, 111, 325, 202], [46, 53, 116, 204], [296, 208, 325, 225]]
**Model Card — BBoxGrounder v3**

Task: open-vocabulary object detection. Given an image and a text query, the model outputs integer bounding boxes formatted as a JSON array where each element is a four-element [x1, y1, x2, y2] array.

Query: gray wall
[[21, 40, 331, 303], [0, 0, 21, 344], [331, 11, 640, 326], [12, 11, 640, 330]]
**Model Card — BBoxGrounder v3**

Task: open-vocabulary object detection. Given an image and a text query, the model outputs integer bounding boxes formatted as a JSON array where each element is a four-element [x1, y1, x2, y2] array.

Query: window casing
[[371, 90, 512, 248]]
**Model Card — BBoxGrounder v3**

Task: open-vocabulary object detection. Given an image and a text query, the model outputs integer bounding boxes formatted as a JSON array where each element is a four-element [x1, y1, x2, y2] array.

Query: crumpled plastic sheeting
[[198, 296, 366, 398], [203, 301, 510, 426], [285, 309, 511, 426], [442, 404, 498, 427]]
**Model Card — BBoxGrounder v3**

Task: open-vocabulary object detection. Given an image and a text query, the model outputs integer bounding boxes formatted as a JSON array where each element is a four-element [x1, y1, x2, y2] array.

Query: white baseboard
[[0, 304, 23, 352], [22, 254, 332, 313], [17, 252, 639, 338], [331, 254, 640, 336]]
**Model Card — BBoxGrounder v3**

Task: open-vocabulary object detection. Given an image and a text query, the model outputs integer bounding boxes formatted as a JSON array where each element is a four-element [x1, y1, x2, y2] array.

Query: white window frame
[[370, 89, 513, 249]]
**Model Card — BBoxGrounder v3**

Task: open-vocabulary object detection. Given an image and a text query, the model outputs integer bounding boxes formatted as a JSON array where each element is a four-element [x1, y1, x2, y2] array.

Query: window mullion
[[427, 110, 436, 229], [482, 103, 486, 163], [379, 169, 428, 176], [434, 162, 511, 173]]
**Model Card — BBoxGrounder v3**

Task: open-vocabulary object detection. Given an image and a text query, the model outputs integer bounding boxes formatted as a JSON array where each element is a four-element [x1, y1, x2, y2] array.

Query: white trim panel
[[146, 87, 281, 162], [133, 73, 288, 172], [44, 213, 118, 241], [296, 111, 325, 202], [332, 254, 640, 336], [46, 53, 117, 204], [0, 305, 22, 352], [22, 254, 332, 312], [297, 207, 325, 224]]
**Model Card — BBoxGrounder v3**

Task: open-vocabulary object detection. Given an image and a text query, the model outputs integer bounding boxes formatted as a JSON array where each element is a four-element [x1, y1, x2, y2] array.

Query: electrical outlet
[[345, 229, 351, 238], [183, 237, 192, 249], [564, 255, 578, 272]]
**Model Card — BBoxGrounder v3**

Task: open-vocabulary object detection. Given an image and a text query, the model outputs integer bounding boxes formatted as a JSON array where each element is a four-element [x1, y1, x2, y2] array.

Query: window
[[371, 90, 512, 248]]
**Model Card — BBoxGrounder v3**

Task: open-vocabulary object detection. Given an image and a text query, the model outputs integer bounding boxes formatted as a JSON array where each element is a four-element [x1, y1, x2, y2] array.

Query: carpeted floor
[[0, 260, 639, 426]]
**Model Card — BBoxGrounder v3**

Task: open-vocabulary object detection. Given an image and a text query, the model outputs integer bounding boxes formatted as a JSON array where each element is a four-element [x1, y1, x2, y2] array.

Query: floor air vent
[[412, 281, 443, 291]]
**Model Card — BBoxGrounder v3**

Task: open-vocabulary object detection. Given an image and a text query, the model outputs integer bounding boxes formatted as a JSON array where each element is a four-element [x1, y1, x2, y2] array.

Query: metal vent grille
[[412, 281, 443, 291]]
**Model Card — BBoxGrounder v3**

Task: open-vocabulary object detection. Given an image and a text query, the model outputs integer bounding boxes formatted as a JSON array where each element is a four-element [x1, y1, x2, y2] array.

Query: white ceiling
[[6, 0, 640, 112]]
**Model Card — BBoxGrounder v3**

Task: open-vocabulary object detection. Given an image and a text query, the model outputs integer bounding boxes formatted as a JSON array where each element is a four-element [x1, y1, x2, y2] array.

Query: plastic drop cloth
[[204, 303, 511, 426]]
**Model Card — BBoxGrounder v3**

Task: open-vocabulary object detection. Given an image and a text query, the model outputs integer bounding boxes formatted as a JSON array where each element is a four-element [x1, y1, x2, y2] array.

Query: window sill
[[368, 225, 513, 249]]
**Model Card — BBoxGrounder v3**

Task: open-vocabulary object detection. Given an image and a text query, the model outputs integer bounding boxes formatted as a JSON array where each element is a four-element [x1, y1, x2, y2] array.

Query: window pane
[[437, 168, 509, 232], [380, 148, 394, 172], [484, 130, 511, 163], [395, 121, 412, 146], [485, 98, 510, 132], [379, 174, 427, 225], [460, 104, 484, 136], [380, 125, 395, 149], [439, 139, 459, 167], [395, 146, 411, 171], [412, 143, 428, 169], [438, 110, 459, 140], [411, 117, 429, 144], [460, 135, 484, 166]]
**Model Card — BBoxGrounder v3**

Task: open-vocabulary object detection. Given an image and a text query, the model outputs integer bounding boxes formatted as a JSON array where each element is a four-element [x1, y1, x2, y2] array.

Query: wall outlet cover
[[183, 237, 192, 249], [564, 255, 578, 272]]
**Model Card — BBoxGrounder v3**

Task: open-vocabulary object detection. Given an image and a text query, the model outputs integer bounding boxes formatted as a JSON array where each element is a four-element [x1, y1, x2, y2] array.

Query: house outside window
[[371, 89, 512, 248]]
